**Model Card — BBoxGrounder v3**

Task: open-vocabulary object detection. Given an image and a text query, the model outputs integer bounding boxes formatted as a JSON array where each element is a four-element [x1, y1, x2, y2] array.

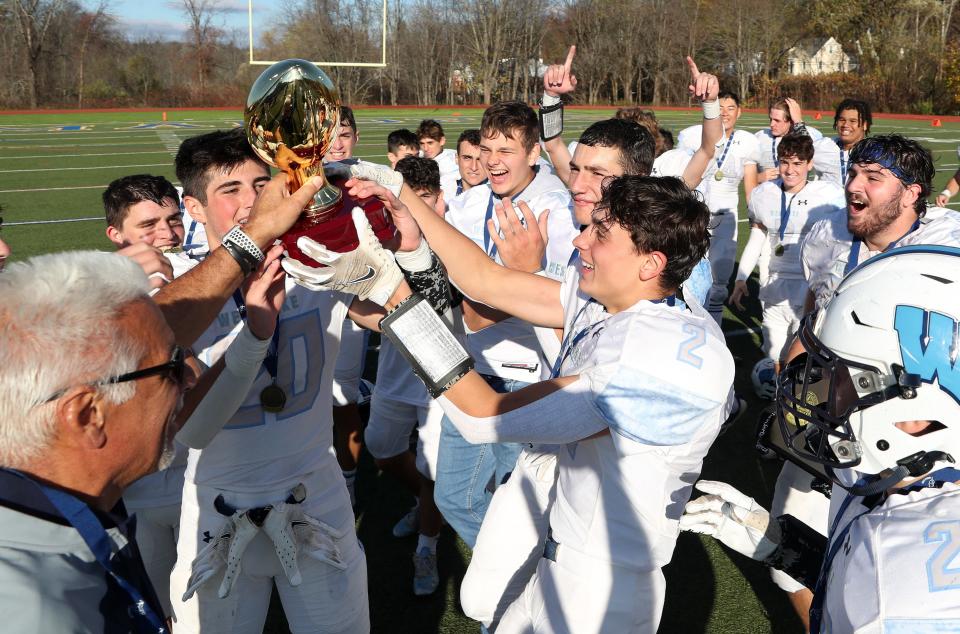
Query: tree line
[[3, 0, 959, 113]]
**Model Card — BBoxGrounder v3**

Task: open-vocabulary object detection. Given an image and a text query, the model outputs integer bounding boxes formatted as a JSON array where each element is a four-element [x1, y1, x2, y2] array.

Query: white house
[[786, 37, 855, 75]]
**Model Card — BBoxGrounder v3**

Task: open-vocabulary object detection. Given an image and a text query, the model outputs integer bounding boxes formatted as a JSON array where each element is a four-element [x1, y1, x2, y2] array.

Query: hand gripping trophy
[[244, 59, 396, 264]]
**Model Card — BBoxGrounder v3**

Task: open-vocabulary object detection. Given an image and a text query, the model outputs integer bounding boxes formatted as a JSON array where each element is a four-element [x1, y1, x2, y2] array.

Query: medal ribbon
[[835, 137, 847, 183], [778, 185, 800, 243], [715, 133, 735, 173], [772, 135, 779, 168], [550, 294, 676, 378], [231, 290, 281, 385], [843, 219, 921, 276]]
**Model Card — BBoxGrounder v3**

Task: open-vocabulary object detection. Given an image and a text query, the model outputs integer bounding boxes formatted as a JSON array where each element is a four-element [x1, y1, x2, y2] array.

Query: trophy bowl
[[244, 59, 396, 265]]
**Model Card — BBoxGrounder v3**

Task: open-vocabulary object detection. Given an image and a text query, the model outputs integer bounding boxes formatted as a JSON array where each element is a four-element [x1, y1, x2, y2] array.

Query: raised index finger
[[686, 56, 700, 79], [563, 45, 576, 71]]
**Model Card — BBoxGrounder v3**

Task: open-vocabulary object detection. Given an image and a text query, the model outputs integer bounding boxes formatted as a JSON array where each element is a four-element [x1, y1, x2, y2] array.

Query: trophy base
[[281, 176, 398, 267]]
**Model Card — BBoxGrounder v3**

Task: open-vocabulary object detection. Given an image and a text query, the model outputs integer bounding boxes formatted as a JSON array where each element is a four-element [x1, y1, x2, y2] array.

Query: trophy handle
[[274, 144, 342, 218]]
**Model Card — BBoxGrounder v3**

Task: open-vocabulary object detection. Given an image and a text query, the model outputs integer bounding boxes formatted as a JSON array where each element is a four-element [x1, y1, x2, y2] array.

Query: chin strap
[[844, 450, 956, 497]]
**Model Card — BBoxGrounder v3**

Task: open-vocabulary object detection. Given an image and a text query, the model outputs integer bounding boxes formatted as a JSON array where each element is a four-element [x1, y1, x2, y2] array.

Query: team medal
[[260, 383, 287, 412], [714, 170, 725, 181], [775, 243, 785, 256]]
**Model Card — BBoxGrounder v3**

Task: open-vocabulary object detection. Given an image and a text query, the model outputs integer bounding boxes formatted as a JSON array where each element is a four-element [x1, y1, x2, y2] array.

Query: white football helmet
[[751, 358, 777, 400], [777, 245, 960, 490]]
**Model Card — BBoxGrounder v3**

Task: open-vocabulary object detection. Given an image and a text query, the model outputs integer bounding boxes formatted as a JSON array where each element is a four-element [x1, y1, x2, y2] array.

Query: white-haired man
[[0, 251, 195, 632]]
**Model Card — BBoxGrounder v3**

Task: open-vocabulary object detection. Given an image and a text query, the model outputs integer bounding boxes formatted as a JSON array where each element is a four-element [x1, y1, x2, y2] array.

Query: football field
[[1, 107, 959, 633]]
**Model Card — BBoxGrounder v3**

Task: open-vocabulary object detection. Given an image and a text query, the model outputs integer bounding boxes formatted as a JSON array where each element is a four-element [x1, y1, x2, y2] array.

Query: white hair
[[0, 251, 152, 466]]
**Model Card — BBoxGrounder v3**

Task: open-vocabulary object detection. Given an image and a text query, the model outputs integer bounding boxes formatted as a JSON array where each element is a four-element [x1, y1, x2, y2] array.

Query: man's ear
[[105, 225, 125, 248], [901, 183, 921, 212], [439, 136, 446, 148], [639, 251, 667, 282], [55, 387, 108, 451], [182, 196, 207, 225], [526, 143, 541, 167]]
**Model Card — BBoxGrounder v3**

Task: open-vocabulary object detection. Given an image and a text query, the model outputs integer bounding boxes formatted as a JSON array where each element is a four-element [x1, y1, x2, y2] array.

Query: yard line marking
[[0, 184, 109, 194], [156, 129, 183, 157], [0, 150, 172, 160], [6, 217, 102, 226], [0, 162, 170, 173]]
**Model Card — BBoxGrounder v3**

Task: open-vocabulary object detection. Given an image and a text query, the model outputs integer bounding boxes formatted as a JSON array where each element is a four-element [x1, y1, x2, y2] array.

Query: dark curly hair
[[593, 176, 709, 292], [103, 174, 179, 228], [776, 133, 815, 162], [395, 156, 440, 194]]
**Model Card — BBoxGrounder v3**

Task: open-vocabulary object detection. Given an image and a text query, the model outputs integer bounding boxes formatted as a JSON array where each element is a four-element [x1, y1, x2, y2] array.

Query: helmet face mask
[[777, 314, 905, 473], [776, 246, 960, 490]]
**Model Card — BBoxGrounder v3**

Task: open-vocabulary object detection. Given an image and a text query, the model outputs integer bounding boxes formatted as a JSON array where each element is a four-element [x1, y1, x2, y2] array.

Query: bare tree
[[76, 0, 110, 108], [179, 0, 223, 98], [11, 0, 66, 108]]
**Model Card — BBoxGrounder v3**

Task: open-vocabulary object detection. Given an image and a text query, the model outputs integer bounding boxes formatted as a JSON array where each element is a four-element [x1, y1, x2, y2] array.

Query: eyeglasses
[[41, 346, 187, 404]]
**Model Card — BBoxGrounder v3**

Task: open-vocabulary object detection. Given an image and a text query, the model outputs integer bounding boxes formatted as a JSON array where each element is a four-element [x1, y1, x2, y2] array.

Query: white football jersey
[[754, 127, 824, 172], [446, 168, 578, 383], [801, 207, 960, 308], [821, 484, 960, 633], [548, 265, 735, 569], [747, 180, 845, 279], [812, 136, 851, 188], [680, 126, 760, 213], [169, 250, 353, 498]]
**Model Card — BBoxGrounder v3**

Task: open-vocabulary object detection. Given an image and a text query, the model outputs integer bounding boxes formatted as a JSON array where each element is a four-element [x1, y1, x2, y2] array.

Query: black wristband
[[380, 293, 474, 398], [220, 239, 255, 276], [539, 101, 564, 141], [762, 514, 828, 590]]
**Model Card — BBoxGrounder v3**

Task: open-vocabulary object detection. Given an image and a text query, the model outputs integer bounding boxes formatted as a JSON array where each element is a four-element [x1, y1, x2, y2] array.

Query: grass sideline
[[1, 108, 959, 633]]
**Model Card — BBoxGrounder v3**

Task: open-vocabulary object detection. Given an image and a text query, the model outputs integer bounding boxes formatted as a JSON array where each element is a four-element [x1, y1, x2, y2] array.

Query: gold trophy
[[244, 59, 395, 265]]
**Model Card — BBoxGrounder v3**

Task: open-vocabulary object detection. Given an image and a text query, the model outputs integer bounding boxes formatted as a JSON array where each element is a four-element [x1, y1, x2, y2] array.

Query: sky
[[93, 0, 282, 45]]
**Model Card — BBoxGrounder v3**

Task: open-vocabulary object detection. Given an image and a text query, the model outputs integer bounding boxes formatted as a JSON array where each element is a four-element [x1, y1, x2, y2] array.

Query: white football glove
[[181, 518, 232, 602], [349, 162, 404, 197], [678, 480, 780, 561], [260, 502, 348, 587], [281, 206, 404, 306]]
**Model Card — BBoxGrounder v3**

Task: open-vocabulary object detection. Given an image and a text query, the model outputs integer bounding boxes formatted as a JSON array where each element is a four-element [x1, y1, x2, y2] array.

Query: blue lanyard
[[482, 194, 499, 259], [778, 186, 800, 242], [716, 133, 735, 171], [772, 135, 779, 168], [550, 295, 676, 378], [843, 219, 921, 276], [3, 470, 168, 633], [834, 137, 847, 183], [231, 290, 281, 382], [551, 299, 601, 378], [808, 468, 960, 632]]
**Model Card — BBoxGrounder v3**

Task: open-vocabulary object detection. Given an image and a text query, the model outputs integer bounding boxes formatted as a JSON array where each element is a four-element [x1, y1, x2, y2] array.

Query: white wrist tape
[[225, 324, 272, 375], [394, 239, 433, 272], [702, 100, 720, 120], [941, 189, 953, 200], [541, 93, 561, 107]]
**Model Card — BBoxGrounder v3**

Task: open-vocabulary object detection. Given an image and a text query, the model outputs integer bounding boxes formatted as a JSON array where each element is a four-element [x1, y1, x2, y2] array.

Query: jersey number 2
[[925, 520, 960, 592]]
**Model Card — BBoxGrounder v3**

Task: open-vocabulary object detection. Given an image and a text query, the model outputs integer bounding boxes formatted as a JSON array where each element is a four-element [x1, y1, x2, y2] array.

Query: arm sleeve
[[437, 376, 607, 444], [176, 324, 270, 449], [736, 225, 766, 282]]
